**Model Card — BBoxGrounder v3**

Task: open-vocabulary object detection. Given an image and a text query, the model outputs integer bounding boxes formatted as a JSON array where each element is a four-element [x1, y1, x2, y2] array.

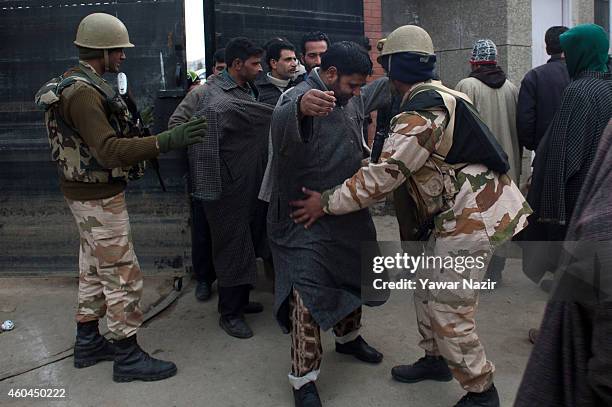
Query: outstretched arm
[[290, 108, 448, 227]]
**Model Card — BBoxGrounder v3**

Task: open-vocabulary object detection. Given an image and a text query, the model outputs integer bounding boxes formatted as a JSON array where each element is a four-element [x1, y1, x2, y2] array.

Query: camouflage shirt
[[321, 106, 532, 245]]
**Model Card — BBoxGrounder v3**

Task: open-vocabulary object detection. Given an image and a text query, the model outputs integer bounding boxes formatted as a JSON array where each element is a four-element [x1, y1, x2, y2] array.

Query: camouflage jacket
[[322, 84, 532, 245], [35, 62, 151, 185]]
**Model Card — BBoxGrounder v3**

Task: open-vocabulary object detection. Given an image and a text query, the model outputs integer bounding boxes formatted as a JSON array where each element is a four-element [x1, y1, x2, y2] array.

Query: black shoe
[[219, 316, 253, 339], [335, 335, 383, 363], [454, 384, 500, 407], [195, 281, 212, 301], [244, 301, 264, 314], [391, 355, 453, 383], [74, 321, 115, 368], [293, 382, 322, 407], [112, 335, 177, 382]]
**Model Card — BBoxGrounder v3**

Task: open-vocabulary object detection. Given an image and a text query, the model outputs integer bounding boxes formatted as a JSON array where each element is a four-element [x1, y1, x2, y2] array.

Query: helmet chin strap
[[104, 49, 110, 72]]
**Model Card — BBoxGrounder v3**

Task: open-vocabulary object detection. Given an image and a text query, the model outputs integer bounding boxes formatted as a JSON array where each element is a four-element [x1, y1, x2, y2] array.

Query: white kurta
[[455, 77, 521, 183]]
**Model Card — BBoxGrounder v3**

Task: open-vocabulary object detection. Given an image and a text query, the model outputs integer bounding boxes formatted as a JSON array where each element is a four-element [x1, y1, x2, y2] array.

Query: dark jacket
[[255, 74, 295, 106], [517, 56, 570, 151]]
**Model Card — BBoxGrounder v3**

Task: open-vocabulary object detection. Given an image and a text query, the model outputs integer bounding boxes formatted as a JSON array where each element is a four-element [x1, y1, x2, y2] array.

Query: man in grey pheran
[[264, 42, 391, 407]]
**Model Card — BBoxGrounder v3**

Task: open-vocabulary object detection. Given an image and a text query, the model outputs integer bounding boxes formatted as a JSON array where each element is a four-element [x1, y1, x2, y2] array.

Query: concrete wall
[[380, 0, 532, 87], [574, 0, 596, 25], [381, 0, 419, 34]]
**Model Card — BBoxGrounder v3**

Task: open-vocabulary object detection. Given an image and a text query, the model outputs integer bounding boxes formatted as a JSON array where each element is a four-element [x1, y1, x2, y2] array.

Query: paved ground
[[0, 216, 547, 407]]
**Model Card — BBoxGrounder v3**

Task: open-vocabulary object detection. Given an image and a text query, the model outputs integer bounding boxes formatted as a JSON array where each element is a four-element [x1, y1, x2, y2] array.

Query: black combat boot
[[112, 335, 177, 382], [454, 383, 500, 407], [73, 320, 115, 368], [391, 354, 453, 383], [293, 382, 322, 407]]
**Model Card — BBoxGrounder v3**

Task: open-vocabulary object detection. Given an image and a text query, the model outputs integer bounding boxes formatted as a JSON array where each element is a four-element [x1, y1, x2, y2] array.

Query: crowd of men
[[35, 11, 612, 407]]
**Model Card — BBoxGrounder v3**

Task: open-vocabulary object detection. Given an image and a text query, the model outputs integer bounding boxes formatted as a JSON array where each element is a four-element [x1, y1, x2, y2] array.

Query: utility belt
[[408, 154, 469, 240]]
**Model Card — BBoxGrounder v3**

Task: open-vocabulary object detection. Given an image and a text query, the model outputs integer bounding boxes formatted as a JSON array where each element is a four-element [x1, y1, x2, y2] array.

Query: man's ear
[[269, 59, 278, 71], [325, 66, 338, 83], [231, 59, 243, 71]]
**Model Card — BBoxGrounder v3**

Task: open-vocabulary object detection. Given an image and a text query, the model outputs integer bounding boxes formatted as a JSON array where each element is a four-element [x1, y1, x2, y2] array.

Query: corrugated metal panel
[[205, 0, 364, 74], [0, 0, 188, 274], [1, 0, 366, 274]]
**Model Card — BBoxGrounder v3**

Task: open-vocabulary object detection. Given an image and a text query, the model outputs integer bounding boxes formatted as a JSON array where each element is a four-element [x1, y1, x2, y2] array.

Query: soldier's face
[[107, 48, 126, 73]]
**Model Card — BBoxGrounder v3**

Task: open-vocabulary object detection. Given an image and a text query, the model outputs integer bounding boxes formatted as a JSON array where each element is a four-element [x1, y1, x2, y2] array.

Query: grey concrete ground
[[0, 216, 547, 407]]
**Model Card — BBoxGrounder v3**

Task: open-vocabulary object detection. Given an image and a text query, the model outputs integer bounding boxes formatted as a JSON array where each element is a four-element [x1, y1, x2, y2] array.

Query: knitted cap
[[470, 39, 497, 65]]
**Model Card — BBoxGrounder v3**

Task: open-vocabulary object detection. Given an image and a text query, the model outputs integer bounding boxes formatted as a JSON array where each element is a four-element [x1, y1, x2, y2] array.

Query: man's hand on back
[[289, 187, 325, 229]]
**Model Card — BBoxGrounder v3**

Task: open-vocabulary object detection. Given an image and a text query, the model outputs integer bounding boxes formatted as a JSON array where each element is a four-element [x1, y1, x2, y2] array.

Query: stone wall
[[380, 0, 532, 87], [574, 0, 596, 25]]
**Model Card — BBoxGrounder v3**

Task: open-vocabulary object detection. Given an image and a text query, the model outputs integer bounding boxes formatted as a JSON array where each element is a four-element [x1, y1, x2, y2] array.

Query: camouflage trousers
[[414, 235, 495, 393], [289, 288, 361, 389], [66, 192, 144, 340]]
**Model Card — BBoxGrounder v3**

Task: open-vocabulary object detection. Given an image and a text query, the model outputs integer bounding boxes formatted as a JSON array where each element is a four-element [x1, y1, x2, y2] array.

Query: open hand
[[156, 117, 206, 153], [289, 187, 325, 229], [299, 90, 336, 117]]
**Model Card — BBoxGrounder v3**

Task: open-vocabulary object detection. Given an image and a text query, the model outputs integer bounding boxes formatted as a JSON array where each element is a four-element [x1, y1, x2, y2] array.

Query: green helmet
[[377, 25, 434, 63], [74, 13, 134, 49]]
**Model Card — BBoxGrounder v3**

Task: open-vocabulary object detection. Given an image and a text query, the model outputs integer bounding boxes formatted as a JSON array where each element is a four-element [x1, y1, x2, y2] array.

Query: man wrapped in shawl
[[520, 24, 612, 285], [515, 26, 612, 407], [515, 123, 612, 407]]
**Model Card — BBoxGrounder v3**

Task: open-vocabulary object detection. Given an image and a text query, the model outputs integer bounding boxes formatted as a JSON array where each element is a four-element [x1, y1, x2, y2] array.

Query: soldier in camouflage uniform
[[290, 26, 531, 407], [35, 13, 206, 382]]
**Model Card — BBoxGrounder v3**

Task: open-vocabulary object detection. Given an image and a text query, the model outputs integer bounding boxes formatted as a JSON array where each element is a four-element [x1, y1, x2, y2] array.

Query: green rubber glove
[[156, 117, 207, 153]]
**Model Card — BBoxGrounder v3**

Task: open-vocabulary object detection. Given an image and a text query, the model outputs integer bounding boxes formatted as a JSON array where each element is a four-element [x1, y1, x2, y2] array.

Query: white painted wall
[[531, 0, 568, 67], [185, 0, 205, 70]]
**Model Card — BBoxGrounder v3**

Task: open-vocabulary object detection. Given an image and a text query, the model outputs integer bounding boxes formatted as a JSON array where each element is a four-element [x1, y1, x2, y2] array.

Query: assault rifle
[[117, 73, 167, 192], [370, 103, 393, 163]]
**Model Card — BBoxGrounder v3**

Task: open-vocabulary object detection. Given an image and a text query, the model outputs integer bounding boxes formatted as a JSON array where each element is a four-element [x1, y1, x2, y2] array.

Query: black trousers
[[191, 199, 216, 284], [251, 199, 272, 262], [218, 284, 250, 318]]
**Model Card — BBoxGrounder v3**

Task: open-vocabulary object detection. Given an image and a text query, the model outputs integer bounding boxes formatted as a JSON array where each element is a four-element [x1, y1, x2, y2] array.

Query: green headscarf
[[560, 23, 610, 78]]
